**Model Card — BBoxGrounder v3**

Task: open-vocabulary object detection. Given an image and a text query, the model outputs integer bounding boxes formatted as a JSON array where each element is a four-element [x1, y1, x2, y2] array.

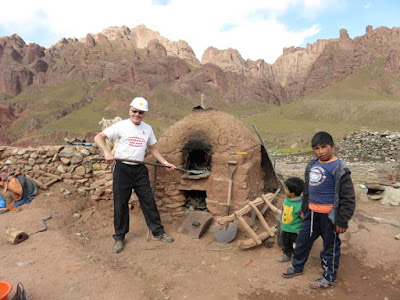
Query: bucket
[[0, 281, 12, 300]]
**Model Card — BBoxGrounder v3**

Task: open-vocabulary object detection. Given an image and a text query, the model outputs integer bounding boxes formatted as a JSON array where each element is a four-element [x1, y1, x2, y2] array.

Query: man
[[94, 97, 176, 253]]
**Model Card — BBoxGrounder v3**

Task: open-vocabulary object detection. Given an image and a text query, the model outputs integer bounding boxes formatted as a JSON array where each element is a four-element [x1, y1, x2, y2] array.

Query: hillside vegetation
[[2, 63, 400, 149], [241, 62, 400, 150], [1, 25, 400, 149]]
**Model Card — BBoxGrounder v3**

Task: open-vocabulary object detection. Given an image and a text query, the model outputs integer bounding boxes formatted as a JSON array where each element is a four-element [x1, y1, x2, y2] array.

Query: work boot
[[152, 233, 174, 243], [113, 239, 125, 253], [276, 254, 292, 263]]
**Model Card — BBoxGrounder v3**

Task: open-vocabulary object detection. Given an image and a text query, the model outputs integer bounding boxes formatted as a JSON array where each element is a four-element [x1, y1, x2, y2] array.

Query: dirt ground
[[1, 156, 400, 300]]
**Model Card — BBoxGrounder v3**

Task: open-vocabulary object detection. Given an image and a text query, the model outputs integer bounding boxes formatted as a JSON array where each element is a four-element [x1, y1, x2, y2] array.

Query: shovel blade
[[214, 221, 238, 243], [187, 170, 207, 175]]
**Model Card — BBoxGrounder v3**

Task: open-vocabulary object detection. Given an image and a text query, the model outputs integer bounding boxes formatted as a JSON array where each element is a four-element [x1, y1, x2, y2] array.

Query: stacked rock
[[0, 145, 114, 200], [339, 131, 400, 161]]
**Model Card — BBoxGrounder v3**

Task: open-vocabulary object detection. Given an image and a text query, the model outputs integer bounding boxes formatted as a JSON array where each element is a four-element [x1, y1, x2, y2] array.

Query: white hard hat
[[130, 97, 149, 111]]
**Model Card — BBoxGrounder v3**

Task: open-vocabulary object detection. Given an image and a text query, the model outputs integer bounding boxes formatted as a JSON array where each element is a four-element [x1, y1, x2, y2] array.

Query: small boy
[[282, 132, 355, 290], [276, 177, 304, 263]]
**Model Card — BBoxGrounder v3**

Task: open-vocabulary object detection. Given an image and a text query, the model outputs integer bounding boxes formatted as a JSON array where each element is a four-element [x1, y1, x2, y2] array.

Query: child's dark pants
[[112, 161, 165, 241], [292, 209, 341, 282], [282, 231, 298, 257]]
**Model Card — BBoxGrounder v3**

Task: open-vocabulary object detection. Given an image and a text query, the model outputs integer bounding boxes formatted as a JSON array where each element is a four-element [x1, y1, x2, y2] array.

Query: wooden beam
[[248, 201, 275, 237], [235, 212, 262, 245], [261, 194, 282, 215]]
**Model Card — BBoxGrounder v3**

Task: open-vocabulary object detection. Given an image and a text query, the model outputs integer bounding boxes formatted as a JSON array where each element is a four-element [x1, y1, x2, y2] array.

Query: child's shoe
[[276, 254, 292, 262]]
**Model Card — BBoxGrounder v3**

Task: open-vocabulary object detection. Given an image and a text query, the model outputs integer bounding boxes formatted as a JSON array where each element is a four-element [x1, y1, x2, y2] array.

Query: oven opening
[[182, 137, 212, 179], [184, 190, 208, 212], [186, 149, 211, 172]]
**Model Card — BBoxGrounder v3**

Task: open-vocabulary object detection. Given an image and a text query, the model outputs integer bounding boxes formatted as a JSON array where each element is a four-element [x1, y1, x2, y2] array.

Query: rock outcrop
[[202, 25, 400, 101], [1, 24, 400, 145], [0, 25, 287, 145], [3, 24, 400, 102], [0, 25, 282, 104], [0, 34, 47, 96], [98, 25, 200, 65]]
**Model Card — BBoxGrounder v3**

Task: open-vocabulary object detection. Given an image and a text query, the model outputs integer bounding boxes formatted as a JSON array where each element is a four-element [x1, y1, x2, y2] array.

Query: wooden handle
[[226, 179, 233, 215], [91, 157, 191, 173]]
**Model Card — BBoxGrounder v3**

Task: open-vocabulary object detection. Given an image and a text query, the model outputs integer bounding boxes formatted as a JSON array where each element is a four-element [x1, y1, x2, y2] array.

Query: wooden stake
[[235, 212, 262, 245], [216, 190, 280, 225], [35, 170, 62, 180], [44, 177, 60, 189], [238, 231, 271, 249], [248, 201, 275, 237], [261, 194, 282, 215], [25, 174, 45, 190]]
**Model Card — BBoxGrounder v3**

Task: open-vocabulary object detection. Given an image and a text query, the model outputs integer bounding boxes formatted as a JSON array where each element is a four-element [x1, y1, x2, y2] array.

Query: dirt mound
[[1, 159, 399, 299]]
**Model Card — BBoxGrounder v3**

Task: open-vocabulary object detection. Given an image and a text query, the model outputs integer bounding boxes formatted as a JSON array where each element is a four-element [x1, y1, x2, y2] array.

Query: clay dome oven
[[147, 109, 279, 221]]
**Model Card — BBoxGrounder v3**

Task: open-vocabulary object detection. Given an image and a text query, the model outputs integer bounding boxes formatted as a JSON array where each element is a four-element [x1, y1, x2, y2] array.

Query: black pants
[[112, 161, 164, 241], [292, 210, 341, 282], [282, 231, 298, 257]]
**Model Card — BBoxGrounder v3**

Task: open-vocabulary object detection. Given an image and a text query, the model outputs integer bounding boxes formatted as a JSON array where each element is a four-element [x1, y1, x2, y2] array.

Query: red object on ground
[[0, 281, 12, 300]]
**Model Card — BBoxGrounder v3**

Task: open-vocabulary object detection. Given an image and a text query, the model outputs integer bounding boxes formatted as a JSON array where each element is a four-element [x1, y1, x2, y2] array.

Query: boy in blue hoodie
[[282, 132, 355, 289]]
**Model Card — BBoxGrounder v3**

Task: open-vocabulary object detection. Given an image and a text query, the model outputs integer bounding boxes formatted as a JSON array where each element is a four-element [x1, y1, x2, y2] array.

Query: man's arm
[[147, 144, 176, 169], [94, 132, 114, 162]]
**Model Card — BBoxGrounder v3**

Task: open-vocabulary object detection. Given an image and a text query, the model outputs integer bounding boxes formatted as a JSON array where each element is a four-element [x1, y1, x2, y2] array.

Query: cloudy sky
[[0, 0, 399, 63]]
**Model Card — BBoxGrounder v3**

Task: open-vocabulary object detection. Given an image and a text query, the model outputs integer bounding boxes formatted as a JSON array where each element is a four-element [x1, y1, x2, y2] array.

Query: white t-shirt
[[103, 119, 157, 164]]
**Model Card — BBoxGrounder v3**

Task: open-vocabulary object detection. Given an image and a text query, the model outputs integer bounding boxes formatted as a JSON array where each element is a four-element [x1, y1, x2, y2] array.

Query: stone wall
[[0, 140, 277, 221], [2, 144, 255, 222], [0, 145, 116, 202], [339, 131, 400, 161]]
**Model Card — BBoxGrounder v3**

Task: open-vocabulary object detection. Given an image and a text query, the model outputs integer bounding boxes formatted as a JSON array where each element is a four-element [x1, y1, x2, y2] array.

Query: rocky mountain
[[0, 24, 400, 145], [0, 25, 285, 102], [202, 25, 400, 101]]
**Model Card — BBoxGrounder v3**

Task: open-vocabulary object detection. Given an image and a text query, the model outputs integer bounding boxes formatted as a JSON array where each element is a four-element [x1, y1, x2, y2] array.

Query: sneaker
[[152, 233, 174, 243], [276, 254, 292, 263], [113, 239, 125, 253]]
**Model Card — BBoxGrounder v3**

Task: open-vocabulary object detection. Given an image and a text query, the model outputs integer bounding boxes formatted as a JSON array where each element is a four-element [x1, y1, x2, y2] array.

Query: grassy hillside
[[2, 59, 400, 149], [240, 62, 400, 150], [4, 81, 193, 144]]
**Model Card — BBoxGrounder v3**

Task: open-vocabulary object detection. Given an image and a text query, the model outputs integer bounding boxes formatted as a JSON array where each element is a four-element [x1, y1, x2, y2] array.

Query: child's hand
[[300, 212, 304, 219], [336, 226, 347, 234]]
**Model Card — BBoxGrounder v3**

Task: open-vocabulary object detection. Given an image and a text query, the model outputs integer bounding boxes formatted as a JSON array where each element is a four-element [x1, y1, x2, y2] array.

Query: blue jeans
[[292, 210, 341, 282]]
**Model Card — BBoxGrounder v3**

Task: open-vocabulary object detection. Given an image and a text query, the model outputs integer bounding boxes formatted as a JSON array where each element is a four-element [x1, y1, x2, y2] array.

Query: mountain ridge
[[0, 24, 400, 146]]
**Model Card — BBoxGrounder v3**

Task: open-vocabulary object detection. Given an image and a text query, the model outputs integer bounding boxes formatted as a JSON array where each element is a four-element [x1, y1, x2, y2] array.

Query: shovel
[[91, 157, 206, 175], [214, 161, 239, 243]]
